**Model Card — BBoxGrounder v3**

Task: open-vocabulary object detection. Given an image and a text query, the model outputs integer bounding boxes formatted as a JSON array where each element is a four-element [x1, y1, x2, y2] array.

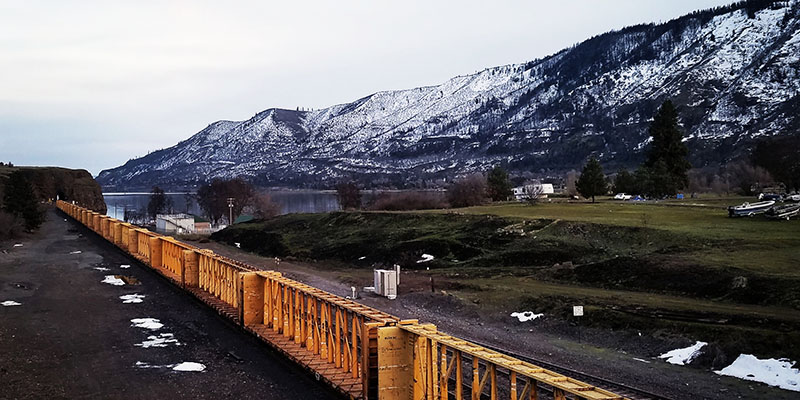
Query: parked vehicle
[[765, 204, 800, 220], [758, 193, 783, 201], [728, 201, 776, 217], [785, 194, 800, 203], [614, 193, 632, 200]]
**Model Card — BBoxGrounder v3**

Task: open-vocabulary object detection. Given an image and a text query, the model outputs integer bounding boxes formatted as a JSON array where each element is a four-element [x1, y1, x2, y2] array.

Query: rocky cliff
[[0, 166, 107, 213]]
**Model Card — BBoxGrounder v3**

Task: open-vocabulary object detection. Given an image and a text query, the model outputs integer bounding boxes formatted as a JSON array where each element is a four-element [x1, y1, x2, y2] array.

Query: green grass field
[[452, 198, 800, 276], [214, 198, 800, 359]]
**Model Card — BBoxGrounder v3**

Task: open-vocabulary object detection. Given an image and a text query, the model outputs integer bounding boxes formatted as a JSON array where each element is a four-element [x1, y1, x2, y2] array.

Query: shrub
[[448, 173, 488, 208], [249, 193, 281, 219], [368, 191, 448, 211], [3, 171, 44, 231], [336, 182, 361, 210], [0, 210, 24, 240]]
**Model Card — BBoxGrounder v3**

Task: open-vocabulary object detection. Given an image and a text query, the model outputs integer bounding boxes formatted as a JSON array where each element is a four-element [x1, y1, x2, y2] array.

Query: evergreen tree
[[576, 157, 607, 202], [612, 169, 637, 194], [486, 166, 513, 201], [644, 100, 691, 196], [147, 186, 171, 220], [3, 171, 44, 231]]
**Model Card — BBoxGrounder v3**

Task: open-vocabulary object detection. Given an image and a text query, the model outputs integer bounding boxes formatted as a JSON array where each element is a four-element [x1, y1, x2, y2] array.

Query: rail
[[56, 200, 630, 400]]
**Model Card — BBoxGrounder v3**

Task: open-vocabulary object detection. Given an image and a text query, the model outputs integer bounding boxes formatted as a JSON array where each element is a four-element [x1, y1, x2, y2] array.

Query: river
[[103, 190, 340, 219]]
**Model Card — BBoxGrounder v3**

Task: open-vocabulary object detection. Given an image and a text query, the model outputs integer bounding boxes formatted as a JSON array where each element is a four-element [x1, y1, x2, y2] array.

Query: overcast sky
[[0, 0, 734, 176]]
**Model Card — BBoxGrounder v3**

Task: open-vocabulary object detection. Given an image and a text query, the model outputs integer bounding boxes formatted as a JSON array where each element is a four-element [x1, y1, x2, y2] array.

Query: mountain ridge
[[98, 0, 800, 190]]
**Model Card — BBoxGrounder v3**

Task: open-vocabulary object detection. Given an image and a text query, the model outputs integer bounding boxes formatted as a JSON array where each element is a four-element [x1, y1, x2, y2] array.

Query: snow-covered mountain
[[98, 0, 800, 190]]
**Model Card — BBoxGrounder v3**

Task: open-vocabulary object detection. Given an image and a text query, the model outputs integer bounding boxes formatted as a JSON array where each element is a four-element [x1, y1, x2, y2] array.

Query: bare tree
[[517, 182, 544, 205], [336, 181, 361, 210], [249, 193, 281, 219], [147, 186, 171, 221], [565, 170, 579, 197], [447, 173, 488, 208], [197, 178, 255, 226], [725, 161, 774, 195]]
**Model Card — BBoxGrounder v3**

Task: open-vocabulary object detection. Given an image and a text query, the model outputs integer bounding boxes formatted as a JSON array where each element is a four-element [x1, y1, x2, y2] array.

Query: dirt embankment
[[0, 166, 106, 213]]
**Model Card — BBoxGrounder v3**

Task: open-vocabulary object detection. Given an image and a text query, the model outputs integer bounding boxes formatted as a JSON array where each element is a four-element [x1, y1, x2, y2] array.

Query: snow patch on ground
[[70, 250, 82, 254], [135, 361, 205, 372], [131, 318, 163, 330], [716, 354, 800, 392], [13, 243, 23, 247], [416, 254, 434, 263], [120, 264, 131, 269], [101, 275, 125, 286], [172, 362, 206, 372], [633, 358, 651, 364], [120, 294, 145, 304], [135, 333, 180, 348], [2, 300, 22, 306], [510, 311, 544, 322], [94, 267, 110, 271], [658, 341, 707, 365]]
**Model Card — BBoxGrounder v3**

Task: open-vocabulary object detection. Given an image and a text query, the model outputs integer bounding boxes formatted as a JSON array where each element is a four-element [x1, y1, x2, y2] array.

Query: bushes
[[2, 171, 44, 232], [368, 191, 448, 211], [448, 173, 489, 208], [0, 210, 24, 240], [336, 182, 361, 210], [249, 193, 281, 219]]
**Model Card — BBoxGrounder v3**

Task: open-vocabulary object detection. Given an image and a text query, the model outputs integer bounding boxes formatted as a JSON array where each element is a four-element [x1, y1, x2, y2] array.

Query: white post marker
[[573, 305, 584, 343]]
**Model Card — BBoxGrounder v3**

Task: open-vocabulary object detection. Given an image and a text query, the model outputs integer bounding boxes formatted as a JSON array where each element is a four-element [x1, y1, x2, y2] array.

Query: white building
[[513, 182, 554, 201], [156, 214, 196, 234]]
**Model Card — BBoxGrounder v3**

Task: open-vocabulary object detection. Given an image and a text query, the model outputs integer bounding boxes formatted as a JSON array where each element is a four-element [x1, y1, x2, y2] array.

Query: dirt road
[[0, 209, 337, 400]]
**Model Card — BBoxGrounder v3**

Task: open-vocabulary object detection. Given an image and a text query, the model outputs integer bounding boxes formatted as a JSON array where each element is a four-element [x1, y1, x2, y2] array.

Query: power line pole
[[227, 197, 235, 226]]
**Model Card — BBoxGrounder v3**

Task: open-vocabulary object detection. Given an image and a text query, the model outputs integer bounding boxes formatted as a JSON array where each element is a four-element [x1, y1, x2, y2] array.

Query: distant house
[[156, 214, 195, 234], [193, 215, 212, 234], [513, 182, 554, 201]]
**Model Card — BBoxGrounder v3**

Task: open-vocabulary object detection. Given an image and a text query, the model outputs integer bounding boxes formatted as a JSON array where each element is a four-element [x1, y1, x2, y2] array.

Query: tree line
[[146, 178, 280, 227], [573, 99, 799, 201], [144, 97, 795, 223], [335, 99, 691, 209], [573, 100, 693, 202]]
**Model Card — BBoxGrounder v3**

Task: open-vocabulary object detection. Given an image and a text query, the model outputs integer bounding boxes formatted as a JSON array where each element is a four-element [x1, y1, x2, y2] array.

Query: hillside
[[0, 166, 107, 213], [98, 0, 800, 190]]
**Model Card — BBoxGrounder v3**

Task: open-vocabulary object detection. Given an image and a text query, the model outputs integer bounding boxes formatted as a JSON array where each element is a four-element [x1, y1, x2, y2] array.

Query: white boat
[[728, 201, 775, 217], [785, 194, 800, 203], [765, 204, 800, 220]]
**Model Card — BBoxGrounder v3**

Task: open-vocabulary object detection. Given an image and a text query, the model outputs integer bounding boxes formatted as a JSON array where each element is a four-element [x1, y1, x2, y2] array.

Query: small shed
[[156, 214, 196, 234]]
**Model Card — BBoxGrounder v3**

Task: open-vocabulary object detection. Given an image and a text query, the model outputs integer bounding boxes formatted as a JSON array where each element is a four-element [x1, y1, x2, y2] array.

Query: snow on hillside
[[98, 1, 800, 189]]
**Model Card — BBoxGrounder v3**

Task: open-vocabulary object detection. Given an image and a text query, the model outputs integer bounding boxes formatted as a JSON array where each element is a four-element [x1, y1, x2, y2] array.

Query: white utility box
[[373, 269, 398, 299]]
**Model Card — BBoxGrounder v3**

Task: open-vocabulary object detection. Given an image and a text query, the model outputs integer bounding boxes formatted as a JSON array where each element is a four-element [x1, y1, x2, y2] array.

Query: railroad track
[[466, 338, 674, 400]]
